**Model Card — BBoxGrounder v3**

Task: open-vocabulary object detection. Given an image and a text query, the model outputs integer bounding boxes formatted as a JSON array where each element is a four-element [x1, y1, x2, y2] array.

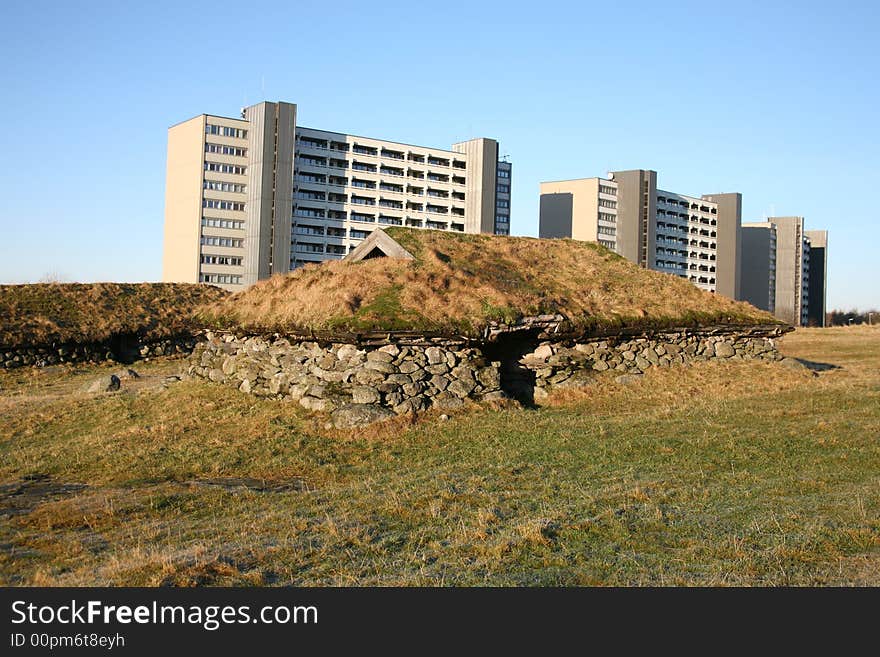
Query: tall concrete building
[[805, 230, 828, 327], [163, 100, 512, 289], [741, 218, 828, 327], [539, 170, 741, 297]]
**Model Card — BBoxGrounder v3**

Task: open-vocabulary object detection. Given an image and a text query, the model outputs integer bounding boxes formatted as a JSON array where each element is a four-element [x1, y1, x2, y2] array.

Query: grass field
[[1, 326, 877, 586]]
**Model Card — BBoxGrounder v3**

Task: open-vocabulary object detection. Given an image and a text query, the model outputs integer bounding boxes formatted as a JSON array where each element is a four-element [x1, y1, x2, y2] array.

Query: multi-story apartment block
[[740, 222, 777, 314], [741, 218, 828, 327], [163, 101, 511, 289], [804, 230, 828, 327], [538, 170, 741, 298]]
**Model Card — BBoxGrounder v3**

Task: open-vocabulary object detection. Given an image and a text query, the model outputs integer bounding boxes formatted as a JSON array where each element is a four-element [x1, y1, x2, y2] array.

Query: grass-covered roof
[[0, 283, 229, 348], [200, 229, 781, 339]]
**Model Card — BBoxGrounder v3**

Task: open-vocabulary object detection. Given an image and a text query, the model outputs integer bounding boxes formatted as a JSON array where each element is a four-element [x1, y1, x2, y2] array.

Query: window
[[351, 212, 375, 223], [200, 273, 242, 284], [203, 199, 245, 211], [205, 162, 246, 175], [200, 236, 243, 248], [295, 207, 325, 218], [205, 143, 247, 157], [202, 217, 244, 230], [497, 184, 510, 193], [598, 239, 615, 249], [497, 200, 509, 209], [204, 180, 246, 193], [599, 185, 616, 195], [350, 229, 371, 240], [327, 244, 346, 255], [294, 224, 324, 236], [599, 212, 616, 223], [497, 169, 510, 178], [205, 124, 247, 139], [295, 242, 324, 253], [201, 254, 242, 266], [379, 215, 403, 225], [599, 199, 617, 209], [598, 225, 616, 236]]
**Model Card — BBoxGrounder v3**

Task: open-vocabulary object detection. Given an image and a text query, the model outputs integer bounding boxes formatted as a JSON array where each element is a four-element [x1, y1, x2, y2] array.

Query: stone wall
[[509, 331, 782, 402], [187, 328, 784, 425], [187, 334, 504, 423], [1, 335, 198, 369]]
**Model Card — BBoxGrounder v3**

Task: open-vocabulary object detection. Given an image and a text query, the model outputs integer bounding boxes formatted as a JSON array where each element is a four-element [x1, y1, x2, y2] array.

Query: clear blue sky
[[2, 0, 877, 310]]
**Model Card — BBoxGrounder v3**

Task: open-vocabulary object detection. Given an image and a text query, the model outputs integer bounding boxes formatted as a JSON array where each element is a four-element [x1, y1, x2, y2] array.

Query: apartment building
[[163, 100, 512, 289], [741, 218, 828, 327], [740, 222, 777, 314], [539, 170, 741, 298], [805, 230, 828, 327]]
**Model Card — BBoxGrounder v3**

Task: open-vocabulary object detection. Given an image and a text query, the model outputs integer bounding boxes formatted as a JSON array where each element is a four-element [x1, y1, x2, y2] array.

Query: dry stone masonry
[[1, 335, 197, 369], [187, 326, 786, 425], [188, 334, 504, 426], [511, 330, 783, 401]]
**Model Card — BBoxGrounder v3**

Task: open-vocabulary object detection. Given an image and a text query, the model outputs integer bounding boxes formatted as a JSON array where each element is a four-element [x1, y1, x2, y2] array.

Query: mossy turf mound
[[0, 283, 228, 349], [201, 228, 782, 339]]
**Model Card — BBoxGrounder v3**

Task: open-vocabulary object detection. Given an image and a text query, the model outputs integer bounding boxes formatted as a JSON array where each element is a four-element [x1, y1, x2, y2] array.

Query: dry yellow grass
[[0, 282, 228, 348], [202, 229, 778, 337]]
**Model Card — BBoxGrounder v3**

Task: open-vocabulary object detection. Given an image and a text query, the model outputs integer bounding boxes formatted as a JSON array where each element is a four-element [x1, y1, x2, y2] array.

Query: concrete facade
[[740, 223, 777, 314], [742, 218, 828, 327], [805, 230, 828, 327], [539, 170, 739, 297], [163, 100, 511, 290]]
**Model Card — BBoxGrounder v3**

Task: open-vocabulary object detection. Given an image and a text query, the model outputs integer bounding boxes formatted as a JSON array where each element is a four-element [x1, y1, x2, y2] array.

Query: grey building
[[539, 169, 741, 298], [740, 217, 828, 327]]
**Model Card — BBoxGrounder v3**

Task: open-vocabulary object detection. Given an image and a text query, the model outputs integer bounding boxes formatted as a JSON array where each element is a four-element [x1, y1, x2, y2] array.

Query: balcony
[[452, 176, 466, 186], [328, 159, 349, 170], [427, 157, 450, 167], [299, 138, 328, 150], [452, 160, 466, 170], [352, 145, 378, 156], [407, 153, 425, 163], [329, 141, 349, 153], [351, 196, 376, 206], [408, 169, 425, 180], [379, 215, 403, 226], [380, 166, 404, 177], [426, 220, 448, 230], [352, 162, 377, 173], [426, 173, 449, 183], [381, 148, 405, 160]]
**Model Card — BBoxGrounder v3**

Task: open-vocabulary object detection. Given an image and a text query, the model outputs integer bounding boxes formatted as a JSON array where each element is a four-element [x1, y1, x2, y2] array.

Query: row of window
[[599, 212, 616, 223], [497, 169, 510, 179], [201, 254, 243, 266], [204, 180, 246, 193], [497, 184, 510, 194], [206, 124, 247, 139], [598, 239, 616, 249], [200, 273, 242, 285], [598, 225, 616, 236], [205, 143, 247, 157], [599, 199, 617, 209], [497, 199, 509, 209], [205, 161, 247, 175], [599, 185, 616, 196], [202, 217, 244, 230], [201, 236, 243, 248], [203, 199, 245, 211]]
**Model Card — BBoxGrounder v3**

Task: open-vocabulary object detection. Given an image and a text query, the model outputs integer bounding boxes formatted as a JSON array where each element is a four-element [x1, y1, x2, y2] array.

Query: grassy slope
[[201, 229, 779, 337], [0, 326, 877, 586], [0, 283, 228, 348]]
